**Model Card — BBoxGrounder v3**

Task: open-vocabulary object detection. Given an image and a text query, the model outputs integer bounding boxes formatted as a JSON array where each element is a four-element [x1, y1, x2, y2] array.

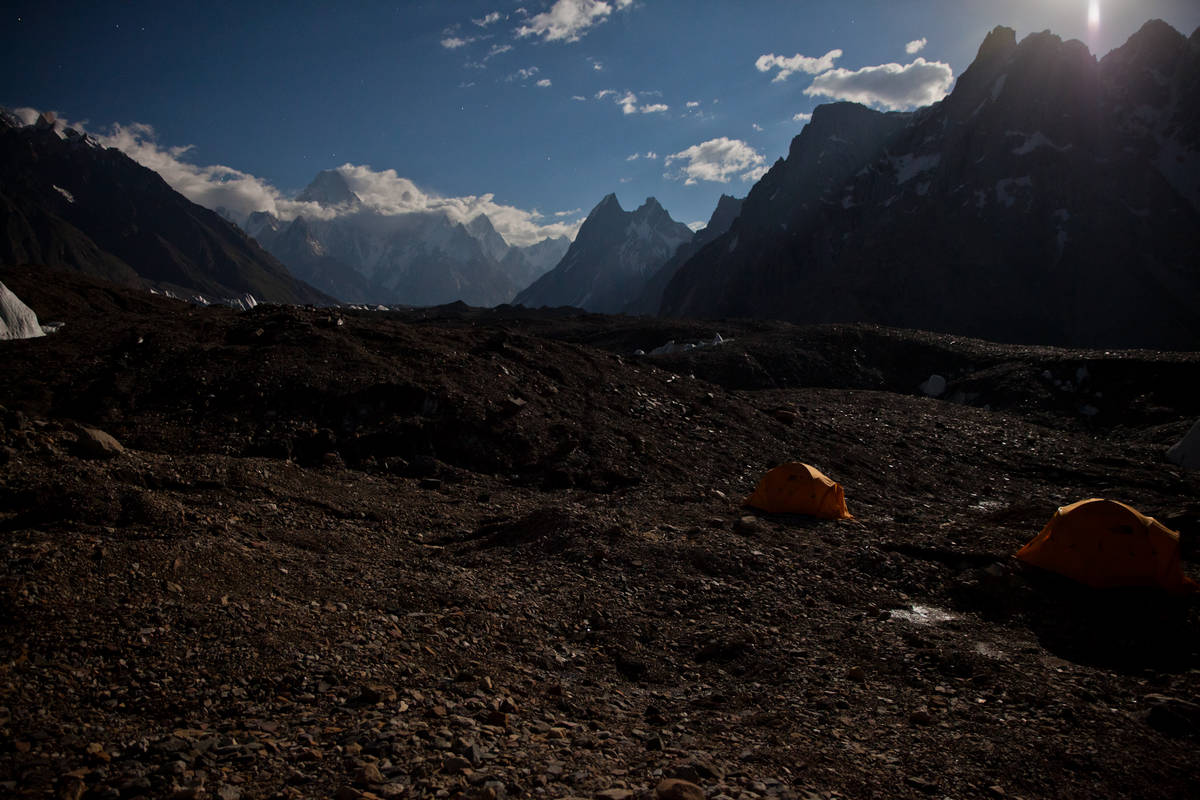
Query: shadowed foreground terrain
[[1, 266, 1198, 800]]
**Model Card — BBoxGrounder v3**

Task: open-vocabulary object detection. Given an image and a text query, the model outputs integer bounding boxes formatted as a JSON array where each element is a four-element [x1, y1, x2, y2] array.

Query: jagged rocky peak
[[975, 25, 1018, 63], [297, 169, 360, 207], [588, 192, 624, 219], [465, 213, 510, 262], [513, 192, 693, 313], [1101, 18, 1191, 81]]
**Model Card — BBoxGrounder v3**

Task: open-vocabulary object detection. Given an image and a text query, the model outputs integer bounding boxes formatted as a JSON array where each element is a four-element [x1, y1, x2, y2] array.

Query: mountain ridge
[[515, 194, 694, 313], [660, 20, 1200, 349], [0, 110, 332, 306]]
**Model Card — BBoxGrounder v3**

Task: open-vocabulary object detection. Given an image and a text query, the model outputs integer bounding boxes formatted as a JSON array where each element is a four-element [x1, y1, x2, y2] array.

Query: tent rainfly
[[1016, 498, 1197, 595], [744, 462, 852, 519]]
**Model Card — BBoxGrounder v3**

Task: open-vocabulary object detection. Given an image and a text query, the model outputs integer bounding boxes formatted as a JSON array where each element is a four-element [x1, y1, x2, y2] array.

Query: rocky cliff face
[[662, 21, 1200, 349], [0, 110, 331, 305], [515, 194, 694, 314]]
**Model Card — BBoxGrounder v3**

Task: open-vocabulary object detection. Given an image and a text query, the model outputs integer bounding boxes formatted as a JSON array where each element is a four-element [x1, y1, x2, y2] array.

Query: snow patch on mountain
[[1009, 131, 1072, 155], [890, 153, 941, 184], [995, 176, 1033, 209]]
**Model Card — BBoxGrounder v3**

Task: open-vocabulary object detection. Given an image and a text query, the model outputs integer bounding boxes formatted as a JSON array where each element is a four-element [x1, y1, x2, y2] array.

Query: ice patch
[[919, 374, 946, 397], [644, 333, 730, 356], [1008, 131, 1072, 156], [995, 176, 1032, 209], [890, 605, 958, 625], [0, 281, 46, 340], [890, 153, 941, 184], [1167, 419, 1200, 470], [990, 73, 1007, 101], [1153, 138, 1200, 214]]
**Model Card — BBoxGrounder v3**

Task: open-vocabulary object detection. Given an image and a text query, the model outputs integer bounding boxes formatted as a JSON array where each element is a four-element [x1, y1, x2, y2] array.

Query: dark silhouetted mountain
[[626, 193, 743, 315], [661, 21, 1200, 349], [514, 194, 694, 313], [0, 110, 332, 305]]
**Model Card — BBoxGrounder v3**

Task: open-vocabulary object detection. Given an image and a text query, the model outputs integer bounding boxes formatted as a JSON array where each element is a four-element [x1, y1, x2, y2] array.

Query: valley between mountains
[[1, 267, 1197, 800], [1, 12, 1199, 800]]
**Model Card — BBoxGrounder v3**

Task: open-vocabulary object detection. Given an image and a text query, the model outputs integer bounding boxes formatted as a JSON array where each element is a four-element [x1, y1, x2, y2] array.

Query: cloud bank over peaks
[[516, 0, 632, 43], [97, 121, 333, 224], [86, 116, 579, 247], [665, 138, 767, 185], [755, 49, 843, 82], [804, 56, 953, 110]]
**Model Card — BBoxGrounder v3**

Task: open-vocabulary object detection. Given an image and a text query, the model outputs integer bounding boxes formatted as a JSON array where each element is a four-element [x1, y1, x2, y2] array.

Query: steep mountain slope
[[0, 110, 331, 305], [625, 193, 743, 315], [515, 194, 693, 313], [248, 172, 568, 308], [662, 21, 1200, 349], [501, 234, 570, 291]]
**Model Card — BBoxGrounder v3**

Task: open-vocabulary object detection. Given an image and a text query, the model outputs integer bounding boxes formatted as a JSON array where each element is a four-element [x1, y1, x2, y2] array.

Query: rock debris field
[[1, 266, 1198, 800]]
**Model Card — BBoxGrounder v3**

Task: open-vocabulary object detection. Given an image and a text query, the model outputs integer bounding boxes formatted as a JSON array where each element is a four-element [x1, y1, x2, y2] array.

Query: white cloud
[[755, 49, 842, 82], [626, 152, 641, 161], [554, 208, 582, 217], [589, 58, 604, 71], [571, 94, 586, 101], [665, 137, 767, 185], [619, 176, 632, 183], [625, 151, 657, 161], [516, 0, 632, 43], [793, 112, 812, 122], [536, 78, 552, 87], [687, 220, 706, 232], [75, 116, 578, 247], [686, 101, 700, 108], [441, 36, 470, 49], [94, 122, 332, 224], [473, 11, 503, 27], [644, 151, 657, 160], [752, 123, 763, 132], [611, 91, 669, 115], [487, 43, 513, 58], [905, 37, 927, 54], [509, 66, 540, 81], [803, 57, 953, 110]]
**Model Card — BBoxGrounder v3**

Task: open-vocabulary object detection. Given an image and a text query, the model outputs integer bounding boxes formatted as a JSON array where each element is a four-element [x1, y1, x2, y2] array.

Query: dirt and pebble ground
[[1, 265, 1198, 800]]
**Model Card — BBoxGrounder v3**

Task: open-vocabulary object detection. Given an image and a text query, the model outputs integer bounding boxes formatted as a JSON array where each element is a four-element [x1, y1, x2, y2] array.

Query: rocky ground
[[1, 265, 1198, 800]]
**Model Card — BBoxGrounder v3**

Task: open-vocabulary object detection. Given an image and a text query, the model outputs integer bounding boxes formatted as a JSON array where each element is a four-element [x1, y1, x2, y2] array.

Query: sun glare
[[1088, 0, 1101, 32]]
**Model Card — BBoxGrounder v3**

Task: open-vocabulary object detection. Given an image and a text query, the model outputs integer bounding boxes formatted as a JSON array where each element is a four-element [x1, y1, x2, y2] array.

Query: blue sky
[[4, 1, 1199, 244]]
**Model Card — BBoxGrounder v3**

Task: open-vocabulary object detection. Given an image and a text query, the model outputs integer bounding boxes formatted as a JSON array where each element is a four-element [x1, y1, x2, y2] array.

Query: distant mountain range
[[3, 18, 1196, 349], [0, 110, 330, 306], [660, 19, 1200, 349], [246, 170, 569, 307]]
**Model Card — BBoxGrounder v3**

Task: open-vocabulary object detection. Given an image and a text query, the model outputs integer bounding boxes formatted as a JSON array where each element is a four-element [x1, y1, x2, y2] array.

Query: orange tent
[[1016, 499, 1197, 594], [744, 463, 852, 519]]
